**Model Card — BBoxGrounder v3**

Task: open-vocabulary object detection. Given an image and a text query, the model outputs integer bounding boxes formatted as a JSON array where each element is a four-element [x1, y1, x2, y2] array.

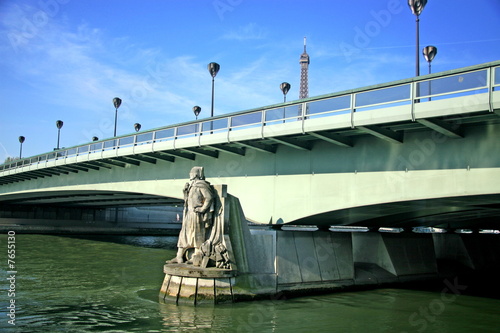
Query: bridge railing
[[2, 61, 499, 174]]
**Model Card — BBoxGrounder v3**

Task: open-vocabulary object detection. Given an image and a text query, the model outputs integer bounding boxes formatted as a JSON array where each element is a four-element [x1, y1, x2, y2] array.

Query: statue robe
[[177, 179, 214, 250]]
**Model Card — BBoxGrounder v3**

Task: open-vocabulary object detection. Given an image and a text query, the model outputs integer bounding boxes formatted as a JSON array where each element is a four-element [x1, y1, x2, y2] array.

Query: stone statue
[[168, 167, 233, 269], [172, 166, 215, 265]]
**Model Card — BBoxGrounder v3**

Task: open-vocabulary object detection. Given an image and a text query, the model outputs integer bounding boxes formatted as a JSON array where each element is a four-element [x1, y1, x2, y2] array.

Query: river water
[[1, 234, 499, 332]]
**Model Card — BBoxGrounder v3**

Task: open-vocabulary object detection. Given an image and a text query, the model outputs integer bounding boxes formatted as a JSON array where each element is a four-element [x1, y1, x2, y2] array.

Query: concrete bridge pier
[[433, 233, 500, 277], [159, 188, 500, 304], [273, 230, 439, 294]]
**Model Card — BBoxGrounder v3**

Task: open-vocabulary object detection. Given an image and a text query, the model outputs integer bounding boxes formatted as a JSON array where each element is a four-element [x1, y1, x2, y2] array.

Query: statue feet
[[192, 254, 202, 267], [167, 256, 185, 264]]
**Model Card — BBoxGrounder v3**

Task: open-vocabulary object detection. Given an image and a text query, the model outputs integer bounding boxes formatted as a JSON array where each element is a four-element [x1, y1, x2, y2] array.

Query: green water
[[1, 234, 499, 332]]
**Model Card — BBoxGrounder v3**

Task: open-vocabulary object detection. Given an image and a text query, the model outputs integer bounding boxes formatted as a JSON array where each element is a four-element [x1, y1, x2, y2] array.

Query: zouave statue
[[170, 167, 231, 269]]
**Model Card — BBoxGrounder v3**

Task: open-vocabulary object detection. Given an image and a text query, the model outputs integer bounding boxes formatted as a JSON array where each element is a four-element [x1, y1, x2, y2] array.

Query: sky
[[1, 0, 499, 162]]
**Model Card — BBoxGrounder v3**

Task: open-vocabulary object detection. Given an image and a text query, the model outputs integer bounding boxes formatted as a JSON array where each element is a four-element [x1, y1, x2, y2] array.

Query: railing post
[[226, 118, 233, 143], [301, 102, 307, 134], [410, 80, 416, 121], [350, 92, 356, 128], [488, 66, 494, 113], [261, 109, 266, 139], [198, 122, 203, 146], [197, 123, 202, 137], [151, 131, 157, 152], [173, 126, 178, 150]]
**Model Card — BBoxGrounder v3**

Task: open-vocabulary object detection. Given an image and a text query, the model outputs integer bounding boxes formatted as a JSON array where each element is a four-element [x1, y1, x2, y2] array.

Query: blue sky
[[1, 0, 499, 161]]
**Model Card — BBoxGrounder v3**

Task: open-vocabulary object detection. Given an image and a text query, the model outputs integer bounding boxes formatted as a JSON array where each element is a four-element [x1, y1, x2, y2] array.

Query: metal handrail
[[2, 61, 499, 174]]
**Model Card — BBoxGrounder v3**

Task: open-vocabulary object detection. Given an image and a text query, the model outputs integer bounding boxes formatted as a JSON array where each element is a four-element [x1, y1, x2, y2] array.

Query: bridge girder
[[234, 141, 277, 154], [357, 125, 403, 144], [417, 118, 463, 138]]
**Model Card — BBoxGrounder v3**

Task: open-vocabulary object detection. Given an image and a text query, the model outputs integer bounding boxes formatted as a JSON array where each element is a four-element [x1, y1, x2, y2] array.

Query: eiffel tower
[[298, 37, 310, 117], [299, 36, 310, 99]]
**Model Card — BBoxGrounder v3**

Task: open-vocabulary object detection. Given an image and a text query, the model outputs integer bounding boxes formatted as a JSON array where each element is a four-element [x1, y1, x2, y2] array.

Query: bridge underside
[[1, 190, 499, 231], [0, 190, 183, 207], [292, 194, 500, 230]]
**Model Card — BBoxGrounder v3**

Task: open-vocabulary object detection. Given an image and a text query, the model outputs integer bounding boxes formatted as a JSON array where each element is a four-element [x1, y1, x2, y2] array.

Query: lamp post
[[207, 62, 220, 118], [280, 82, 291, 123], [193, 106, 201, 120], [408, 0, 427, 76], [280, 82, 291, 103], [55, 120, 63, 150], [134, 123, 141, 132], [423, 45, 437, 100], [18, 136, 25, 158], [422, 45, 437, 75], [113, 97, 122, 137]]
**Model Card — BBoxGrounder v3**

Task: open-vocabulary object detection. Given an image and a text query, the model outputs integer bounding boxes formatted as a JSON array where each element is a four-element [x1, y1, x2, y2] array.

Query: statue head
[[189, 166, 205, 181]]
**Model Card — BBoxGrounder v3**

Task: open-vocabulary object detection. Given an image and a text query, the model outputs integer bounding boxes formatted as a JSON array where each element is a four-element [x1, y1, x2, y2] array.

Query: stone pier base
[[160, 228, 500, 305], [159, 264, 237, 305]]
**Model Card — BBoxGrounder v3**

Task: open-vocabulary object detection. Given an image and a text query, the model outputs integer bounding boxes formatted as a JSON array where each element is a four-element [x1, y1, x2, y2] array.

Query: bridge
[[1, 60, 500, 232]]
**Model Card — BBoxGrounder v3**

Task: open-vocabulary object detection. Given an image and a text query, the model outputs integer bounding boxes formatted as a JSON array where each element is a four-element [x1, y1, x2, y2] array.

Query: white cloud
[[221, 22, 267, 41]]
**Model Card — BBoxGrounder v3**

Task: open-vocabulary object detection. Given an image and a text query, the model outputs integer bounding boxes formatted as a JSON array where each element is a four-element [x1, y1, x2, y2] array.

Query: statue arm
[[183, 182, 190, 201], [194, 186, 214, 213]]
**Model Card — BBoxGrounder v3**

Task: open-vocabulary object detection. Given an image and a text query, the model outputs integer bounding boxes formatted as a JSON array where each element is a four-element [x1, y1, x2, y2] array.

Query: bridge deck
[[2, 61, 499, 184]]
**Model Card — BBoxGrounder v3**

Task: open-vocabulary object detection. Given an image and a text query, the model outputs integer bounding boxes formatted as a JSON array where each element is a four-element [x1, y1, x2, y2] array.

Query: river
[[1, 233, 499, 332]]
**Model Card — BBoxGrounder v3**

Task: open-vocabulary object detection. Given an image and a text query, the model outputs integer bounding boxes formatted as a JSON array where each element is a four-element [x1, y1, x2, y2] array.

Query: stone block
[[159, 274, 171, 296], [353, 232, 396, 275], [167, 275, 182, 299], [354, 262, 398, 285], [196, 278, 215, 303], [382, 233, 437, 276], [433, 233, 474, 269], [178, 277, 197, 300], [248, 229, 276, 274], [276, 231, 302, 284], [294, 231, 322, 282], [215, 278, 234, 303], [461, 234, 500, 270], [330, 232, 354, 280], [313, 231, 341, 281]]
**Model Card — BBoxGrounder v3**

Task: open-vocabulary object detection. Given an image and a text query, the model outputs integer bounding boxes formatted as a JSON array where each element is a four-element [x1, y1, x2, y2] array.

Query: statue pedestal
[[159, 264, 238, 305], [160, 184, 270, 305]]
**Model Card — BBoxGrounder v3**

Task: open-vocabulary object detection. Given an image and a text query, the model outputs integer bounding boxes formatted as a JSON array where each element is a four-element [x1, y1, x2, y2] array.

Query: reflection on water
[[1, 234, 499, 332]]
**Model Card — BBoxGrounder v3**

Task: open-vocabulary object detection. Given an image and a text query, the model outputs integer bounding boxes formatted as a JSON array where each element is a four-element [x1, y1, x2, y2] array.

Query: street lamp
[[18, 136, 25, 158], [134, 123, 141, 132], [280, 82, 291, 103], [422, 45, 437, 74], [193, 106, 201, 120], [408, 0, 427, 76], [207, 62, 220, 118], [55, 120, 63, 150], [280, 82, 291, 123], [113, 97, 122, 137], [423, 45, 437, 100]]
